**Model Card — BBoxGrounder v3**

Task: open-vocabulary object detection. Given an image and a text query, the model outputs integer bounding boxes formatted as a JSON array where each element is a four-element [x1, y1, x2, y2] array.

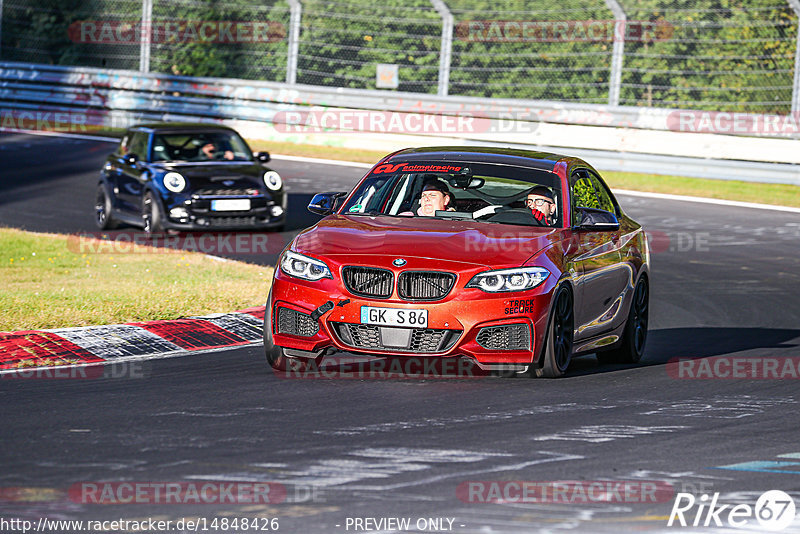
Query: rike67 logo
[[668, 490, 796, 531]]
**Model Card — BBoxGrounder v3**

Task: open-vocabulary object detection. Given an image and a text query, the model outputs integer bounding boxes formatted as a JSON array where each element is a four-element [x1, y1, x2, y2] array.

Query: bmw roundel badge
[[393, 258, 407, 267]]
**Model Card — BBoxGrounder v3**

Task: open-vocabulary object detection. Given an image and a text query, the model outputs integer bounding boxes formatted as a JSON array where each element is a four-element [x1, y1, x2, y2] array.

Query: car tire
[[95, 183, 119, 230], [597, 275, 649, 365], [535, 284, 574, 378], [265, 346, 322, 374], [142, 192, 163, 235]]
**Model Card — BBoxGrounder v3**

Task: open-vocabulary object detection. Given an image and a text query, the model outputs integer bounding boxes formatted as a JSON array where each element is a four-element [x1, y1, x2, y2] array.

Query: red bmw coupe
[[264, 147, 650, 377]]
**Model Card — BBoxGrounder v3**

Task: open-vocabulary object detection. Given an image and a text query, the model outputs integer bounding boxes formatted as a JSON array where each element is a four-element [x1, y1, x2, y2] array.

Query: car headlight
[[280, 251, 332, 281], [264, 171, 282, 191], [466, 267, 550, 293], [163, 172, 186, 193]]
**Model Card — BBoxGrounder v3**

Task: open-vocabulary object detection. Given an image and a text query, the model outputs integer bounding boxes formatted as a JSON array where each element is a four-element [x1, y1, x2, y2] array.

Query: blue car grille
[[193, 188, 260, 197]]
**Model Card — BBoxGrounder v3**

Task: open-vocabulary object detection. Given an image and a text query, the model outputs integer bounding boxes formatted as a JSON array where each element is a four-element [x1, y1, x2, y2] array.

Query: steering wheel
[[472, 204, 502, 219]]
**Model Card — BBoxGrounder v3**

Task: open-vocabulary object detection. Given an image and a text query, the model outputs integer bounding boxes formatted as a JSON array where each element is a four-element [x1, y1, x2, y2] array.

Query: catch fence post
[[604, 0, 626, 106], [430, 0, 453, 96], [287, 0, 302, 84]]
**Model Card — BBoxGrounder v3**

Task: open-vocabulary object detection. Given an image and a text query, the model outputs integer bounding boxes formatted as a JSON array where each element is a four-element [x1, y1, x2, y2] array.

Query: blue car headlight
[[466, 267, 550, 293], [280, 251, 332, 281]]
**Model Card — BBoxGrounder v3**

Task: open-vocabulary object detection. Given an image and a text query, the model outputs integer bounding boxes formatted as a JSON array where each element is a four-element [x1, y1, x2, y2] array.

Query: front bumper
[[267, 272, 556, 366], [161, 217, 285, 231], [162, 192, 286, 230]]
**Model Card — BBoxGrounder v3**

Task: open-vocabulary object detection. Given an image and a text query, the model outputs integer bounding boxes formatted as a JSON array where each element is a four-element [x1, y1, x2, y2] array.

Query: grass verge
[[250, 139, 386, 164], [0, 228, 272, 332], [601, 170, 800, 208]]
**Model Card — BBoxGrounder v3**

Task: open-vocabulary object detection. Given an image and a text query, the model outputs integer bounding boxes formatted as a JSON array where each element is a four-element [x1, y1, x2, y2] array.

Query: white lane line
[[5, 130, 797, 212], [616, 189, 800, 214]]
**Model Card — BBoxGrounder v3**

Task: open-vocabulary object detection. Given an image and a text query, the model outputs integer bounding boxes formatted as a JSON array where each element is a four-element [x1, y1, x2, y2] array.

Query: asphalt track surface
[[2, 132, 800, 533]]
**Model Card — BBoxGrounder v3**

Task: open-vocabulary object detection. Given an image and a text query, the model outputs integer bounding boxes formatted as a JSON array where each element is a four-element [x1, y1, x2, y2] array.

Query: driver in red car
[[417, 179, 455, 216], [526, 186, 557, 226]]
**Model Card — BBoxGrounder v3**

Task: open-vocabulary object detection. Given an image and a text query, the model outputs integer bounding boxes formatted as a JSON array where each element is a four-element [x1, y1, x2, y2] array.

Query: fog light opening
[[169, 207, 189, 219]]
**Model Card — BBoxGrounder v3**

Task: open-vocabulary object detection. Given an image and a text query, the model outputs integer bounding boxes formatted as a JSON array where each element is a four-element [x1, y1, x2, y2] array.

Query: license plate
[[361, 306, 428, 328], [211, 199, 250, 211]]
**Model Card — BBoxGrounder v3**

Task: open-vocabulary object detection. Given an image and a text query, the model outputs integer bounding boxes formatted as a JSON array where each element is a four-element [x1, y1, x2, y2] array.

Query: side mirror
[[123, 153, 139, 166], [256, 151, 271, 163], [308, 192, 347, 216], [575, 207, 619, 231]]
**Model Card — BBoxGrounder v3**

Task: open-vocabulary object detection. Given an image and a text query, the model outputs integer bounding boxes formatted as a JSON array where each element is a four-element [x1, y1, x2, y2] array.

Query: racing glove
[[531, 209, 547, 224]]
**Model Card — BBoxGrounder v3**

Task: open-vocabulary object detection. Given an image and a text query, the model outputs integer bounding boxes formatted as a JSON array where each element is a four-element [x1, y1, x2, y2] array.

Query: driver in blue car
[[199, 140, 234, 161], [526, 186, 557, 226]]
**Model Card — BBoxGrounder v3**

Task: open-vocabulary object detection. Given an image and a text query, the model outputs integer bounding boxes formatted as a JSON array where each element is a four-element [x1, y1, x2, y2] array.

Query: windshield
[[150, 131, 254, 162], [341, 162, 563, 227]]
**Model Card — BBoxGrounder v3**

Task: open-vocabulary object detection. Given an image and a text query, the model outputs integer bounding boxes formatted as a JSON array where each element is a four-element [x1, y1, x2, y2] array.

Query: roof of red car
[[385, 146, 573, 172]]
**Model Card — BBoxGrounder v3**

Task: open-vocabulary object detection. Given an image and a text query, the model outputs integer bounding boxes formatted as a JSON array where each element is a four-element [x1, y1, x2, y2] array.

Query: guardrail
[[5, 61, 800, 134], [1, 61, 799, 185]]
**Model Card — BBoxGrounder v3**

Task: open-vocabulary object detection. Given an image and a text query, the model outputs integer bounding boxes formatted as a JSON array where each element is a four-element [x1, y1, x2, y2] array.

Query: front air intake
[[277, 308, 319, 337], [476, 324, 531, 351]]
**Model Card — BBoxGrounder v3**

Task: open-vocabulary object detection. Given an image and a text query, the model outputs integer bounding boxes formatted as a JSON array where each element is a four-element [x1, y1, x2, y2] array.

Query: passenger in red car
[[526, 186, 557, 226]]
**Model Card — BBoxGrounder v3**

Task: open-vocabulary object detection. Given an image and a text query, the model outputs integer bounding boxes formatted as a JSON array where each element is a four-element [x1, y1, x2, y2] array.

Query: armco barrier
[[1, 61, 799, 185]]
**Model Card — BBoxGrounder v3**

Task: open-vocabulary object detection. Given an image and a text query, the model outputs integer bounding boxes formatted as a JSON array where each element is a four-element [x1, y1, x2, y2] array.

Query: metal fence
[[0, 0, 799, 113]]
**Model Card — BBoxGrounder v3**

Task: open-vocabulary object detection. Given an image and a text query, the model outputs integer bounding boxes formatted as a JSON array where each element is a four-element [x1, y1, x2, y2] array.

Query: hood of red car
[[294, 215, 559, 268]]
